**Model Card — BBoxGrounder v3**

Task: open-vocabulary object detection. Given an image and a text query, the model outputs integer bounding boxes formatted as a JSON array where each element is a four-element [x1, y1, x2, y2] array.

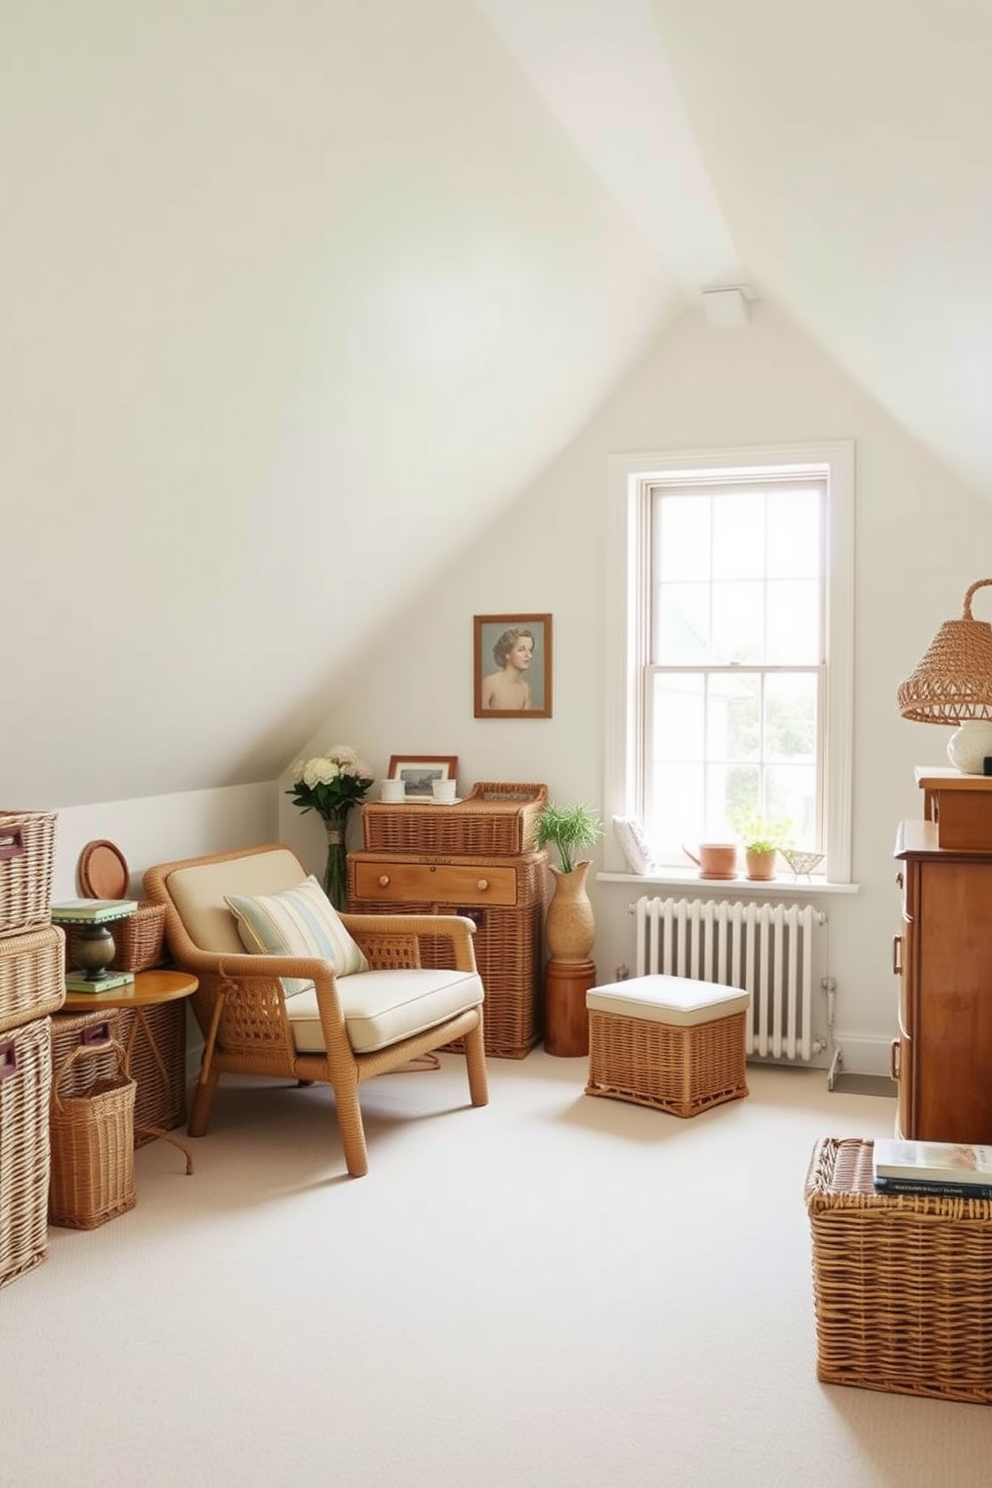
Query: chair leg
[[188, 1062, 220, 1138], [333, 1078, 369, 1177], [463, 1018, 489, 1107]]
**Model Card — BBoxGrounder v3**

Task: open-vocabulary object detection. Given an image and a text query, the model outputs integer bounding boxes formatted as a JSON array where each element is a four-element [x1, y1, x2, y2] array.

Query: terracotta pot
[[683, 843, 738, 879], [545, 861, 595, 964], [745, 848, 778, 881]]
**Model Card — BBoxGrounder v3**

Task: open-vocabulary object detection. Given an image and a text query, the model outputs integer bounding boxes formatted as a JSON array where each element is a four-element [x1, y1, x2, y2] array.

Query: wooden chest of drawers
[[347, 850, 548, 1058], [893, 820, 992, 1142]]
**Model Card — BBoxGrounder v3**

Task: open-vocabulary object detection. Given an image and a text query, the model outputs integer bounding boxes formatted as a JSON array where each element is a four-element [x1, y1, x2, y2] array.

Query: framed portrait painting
[[473, 614, 552, 719], [387, 755, 458, 798]]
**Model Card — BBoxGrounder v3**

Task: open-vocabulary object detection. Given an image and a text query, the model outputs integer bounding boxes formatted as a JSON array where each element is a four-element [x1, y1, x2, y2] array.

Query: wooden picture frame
[[387, 755, 459, 798], [474, 614, 552, 719]]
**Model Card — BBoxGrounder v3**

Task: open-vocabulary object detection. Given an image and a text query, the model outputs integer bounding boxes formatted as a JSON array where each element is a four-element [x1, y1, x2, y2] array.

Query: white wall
[[44, 298, 991, 1075], [1, 0, 676, 811], [298, 299, 992, 1074], [51, 784, 277, 901]]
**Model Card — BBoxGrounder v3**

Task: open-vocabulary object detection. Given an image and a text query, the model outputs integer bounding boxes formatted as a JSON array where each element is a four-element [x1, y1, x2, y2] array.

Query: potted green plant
[[534, 802, 603, 963], [534, 802, 603, 875], [730, 809, 792, 881]]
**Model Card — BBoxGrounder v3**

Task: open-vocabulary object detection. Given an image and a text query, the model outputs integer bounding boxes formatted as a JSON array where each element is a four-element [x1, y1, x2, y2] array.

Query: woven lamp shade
[[897, 579, 992, 723]]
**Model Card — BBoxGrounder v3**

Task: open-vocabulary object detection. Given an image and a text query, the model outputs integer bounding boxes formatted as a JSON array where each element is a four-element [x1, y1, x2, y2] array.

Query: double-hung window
[[605, 443, 854, 883]]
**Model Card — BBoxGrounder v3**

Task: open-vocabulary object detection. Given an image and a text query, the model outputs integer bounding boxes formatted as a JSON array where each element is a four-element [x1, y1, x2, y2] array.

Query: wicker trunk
[[805, 1136, 992, 1404]]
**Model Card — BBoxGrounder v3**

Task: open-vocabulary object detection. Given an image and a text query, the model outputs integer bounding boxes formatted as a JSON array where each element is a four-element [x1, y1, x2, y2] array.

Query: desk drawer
[[352, 860, 519, 907]]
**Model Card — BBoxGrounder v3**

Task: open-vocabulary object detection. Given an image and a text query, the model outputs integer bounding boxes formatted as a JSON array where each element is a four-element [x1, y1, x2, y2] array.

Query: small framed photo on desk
[[387, 755, 458, 798]]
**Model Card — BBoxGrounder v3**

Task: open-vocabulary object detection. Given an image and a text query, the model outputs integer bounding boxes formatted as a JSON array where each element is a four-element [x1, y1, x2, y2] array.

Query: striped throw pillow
[[225, 875, 369, 997]]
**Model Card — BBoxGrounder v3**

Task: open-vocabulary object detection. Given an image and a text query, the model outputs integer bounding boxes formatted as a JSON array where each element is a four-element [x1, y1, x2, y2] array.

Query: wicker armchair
[[143, 844, 488, 1177]]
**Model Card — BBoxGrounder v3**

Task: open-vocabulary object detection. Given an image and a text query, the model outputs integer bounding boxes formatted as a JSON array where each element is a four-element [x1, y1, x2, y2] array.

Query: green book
[[64, 970, 135, 993], [51, 899, 138, 923]]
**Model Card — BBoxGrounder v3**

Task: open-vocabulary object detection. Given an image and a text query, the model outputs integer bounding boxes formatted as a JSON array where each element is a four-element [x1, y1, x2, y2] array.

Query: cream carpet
[[4, 1052, 988, 1487]]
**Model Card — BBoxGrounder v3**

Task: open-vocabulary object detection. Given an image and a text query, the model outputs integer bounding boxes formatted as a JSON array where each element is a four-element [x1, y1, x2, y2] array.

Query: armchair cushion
[[286, 967, 485, 1054], [225, 875, 369, 996]]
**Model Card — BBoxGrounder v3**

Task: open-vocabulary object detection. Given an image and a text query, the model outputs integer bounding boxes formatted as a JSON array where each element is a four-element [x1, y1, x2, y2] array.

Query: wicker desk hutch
[[348, 783, 548, 1059]]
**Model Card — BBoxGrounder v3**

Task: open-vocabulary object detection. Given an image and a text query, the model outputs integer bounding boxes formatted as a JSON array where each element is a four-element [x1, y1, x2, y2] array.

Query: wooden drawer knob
[[477, 879, 488, 891], [378, 875, 390, 887]]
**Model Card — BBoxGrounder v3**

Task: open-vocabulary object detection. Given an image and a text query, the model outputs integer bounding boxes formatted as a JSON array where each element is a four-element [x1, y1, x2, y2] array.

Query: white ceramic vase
[[946, 721, 992, 775]]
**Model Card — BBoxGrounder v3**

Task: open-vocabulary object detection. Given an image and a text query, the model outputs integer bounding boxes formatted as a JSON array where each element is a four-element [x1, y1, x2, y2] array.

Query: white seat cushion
[[586, 974, 749, 1027], [287, 968, 485, 1054]]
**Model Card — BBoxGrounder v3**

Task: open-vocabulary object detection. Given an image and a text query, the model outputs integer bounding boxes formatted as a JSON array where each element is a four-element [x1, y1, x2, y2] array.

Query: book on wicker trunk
[[51, 899, 137, 922], [872, 1137, 992, 1197]]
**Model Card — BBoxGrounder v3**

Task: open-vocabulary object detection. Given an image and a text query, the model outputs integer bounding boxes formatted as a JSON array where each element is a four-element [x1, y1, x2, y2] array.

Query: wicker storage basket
[[362, 782, 548, 857], [0, 1015, 52, 1288], [804, 1136, 992, 1405], [50, 1003, 186, 1147], [0, 924, 66, 1035], [71, 839, 168, 971], [0, 811, 57, 939], [49, 1038, 136, 1229], [63, 902, 167, 974]]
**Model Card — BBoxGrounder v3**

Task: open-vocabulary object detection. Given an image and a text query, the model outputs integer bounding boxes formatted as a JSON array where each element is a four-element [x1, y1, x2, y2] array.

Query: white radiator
[[630, 896, 828, 1063]]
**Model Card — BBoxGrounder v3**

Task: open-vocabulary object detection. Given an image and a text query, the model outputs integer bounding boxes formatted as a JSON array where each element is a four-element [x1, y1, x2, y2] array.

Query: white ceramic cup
[[380, 779, 406, 803], [431, 778, 457, 803]]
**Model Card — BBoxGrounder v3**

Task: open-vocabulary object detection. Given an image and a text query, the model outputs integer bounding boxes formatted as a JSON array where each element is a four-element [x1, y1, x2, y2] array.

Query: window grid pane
[[644, 475, 826, 862]]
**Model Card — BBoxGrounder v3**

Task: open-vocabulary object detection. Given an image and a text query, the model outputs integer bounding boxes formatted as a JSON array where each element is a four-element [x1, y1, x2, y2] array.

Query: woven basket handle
[[962, 579, 992, 618], [52, 1037, 131, 1116], [0, 824, 24, 861]]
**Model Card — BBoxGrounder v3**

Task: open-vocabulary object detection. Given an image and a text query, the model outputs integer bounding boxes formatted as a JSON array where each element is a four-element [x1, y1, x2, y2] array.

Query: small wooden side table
[[544, 959, 597, 1057], [60, 970, 198, 1171]]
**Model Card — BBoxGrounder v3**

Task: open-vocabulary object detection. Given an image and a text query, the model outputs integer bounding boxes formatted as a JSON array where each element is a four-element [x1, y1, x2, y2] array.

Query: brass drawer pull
[[890, 1039, 901, 1081], [892, 935, 902, 976]]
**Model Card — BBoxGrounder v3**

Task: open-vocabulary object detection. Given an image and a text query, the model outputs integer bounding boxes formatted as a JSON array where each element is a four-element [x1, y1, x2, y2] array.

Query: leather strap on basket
[[0, 825, 24, 861]]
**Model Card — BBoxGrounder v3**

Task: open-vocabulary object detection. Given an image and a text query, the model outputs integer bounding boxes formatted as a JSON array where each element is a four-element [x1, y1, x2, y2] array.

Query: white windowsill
[[596, 870, 859, 897]]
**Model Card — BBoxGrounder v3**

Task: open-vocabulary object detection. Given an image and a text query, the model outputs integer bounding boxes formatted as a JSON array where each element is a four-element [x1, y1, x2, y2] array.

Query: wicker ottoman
[[585, 974, 749, 1117], [805, 1137, 992, 1405]]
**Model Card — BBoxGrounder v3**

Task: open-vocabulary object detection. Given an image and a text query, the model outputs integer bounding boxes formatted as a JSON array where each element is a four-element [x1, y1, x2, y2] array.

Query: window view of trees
[[644, 478, 824, 858]]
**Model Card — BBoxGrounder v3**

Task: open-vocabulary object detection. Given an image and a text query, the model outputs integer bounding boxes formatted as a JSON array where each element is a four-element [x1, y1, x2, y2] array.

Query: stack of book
[[873, 1137, 992, 1199], [50, 899, 138, 992]]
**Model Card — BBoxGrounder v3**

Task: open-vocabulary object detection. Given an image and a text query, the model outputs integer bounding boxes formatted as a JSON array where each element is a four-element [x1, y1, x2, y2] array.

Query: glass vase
[[322, 810, 351, 911]]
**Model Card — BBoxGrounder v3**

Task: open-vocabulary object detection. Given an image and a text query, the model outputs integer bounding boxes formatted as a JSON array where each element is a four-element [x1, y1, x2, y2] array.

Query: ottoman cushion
[[586, 973, 749, 1026]]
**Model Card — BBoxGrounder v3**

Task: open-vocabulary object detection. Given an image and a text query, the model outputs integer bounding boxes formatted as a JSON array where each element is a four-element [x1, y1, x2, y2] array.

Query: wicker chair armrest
[[213, 951, 338, 984], [341, 912, 478, 972], [207, 951, 350, 1031]]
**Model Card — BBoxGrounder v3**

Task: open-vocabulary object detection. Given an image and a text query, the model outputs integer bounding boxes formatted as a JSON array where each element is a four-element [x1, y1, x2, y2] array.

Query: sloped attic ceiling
[[485, 0, 992, 494], [645, 0, 992, 496], [4, 0, 989, 808]]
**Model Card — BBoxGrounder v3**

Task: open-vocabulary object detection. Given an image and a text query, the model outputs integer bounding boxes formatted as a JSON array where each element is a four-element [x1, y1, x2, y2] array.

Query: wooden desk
[[61, 970, 198, 1170]]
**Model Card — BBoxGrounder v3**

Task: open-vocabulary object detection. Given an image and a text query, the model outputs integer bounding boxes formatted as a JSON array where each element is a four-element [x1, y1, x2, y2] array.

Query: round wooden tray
[[78, 839, 130, 899]]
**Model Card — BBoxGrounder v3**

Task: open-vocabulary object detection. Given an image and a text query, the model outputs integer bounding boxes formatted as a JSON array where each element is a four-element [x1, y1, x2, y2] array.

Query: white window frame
[[603, 441, 855, 885]]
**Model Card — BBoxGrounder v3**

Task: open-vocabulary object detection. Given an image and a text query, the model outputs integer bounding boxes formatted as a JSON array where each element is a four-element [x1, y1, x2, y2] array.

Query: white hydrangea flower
[[327, 745, 357, 766], [303, 756, 341, 787]]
